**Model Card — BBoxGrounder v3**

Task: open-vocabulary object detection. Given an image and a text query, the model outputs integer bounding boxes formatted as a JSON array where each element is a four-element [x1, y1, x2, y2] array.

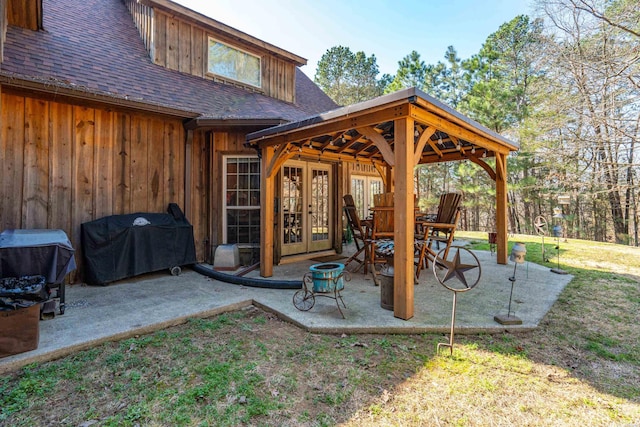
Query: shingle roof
[[0, 0, 337, 121]]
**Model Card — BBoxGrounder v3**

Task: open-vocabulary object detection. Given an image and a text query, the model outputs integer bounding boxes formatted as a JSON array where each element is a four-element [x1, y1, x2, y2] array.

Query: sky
[[173, 0, 534, 79]]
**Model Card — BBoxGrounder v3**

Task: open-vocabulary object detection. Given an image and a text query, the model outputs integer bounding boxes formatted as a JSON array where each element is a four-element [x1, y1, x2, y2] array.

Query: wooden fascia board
[[249, 103, 411, 148], [409, 104, 515, 155], [141, 0, 307, 66]]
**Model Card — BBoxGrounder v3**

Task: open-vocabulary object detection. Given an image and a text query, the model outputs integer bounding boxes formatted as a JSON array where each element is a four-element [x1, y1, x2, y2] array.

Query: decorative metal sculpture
[[494, 242, 526, 325], [551, 208, 568, 275], [432, 246, 482, 355], [534, 215, 549, 262]]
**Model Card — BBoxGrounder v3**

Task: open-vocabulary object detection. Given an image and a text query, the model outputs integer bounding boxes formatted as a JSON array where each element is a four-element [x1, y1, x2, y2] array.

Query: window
[[224, 156, 261, 245], [208, 37, 261, 88], [350, 175, 383, 220]]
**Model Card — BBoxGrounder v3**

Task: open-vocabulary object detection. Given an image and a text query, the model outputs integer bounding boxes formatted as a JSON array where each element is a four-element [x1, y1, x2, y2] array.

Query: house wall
[[123, 0, 297, 103], [0, 88, 198, 281]]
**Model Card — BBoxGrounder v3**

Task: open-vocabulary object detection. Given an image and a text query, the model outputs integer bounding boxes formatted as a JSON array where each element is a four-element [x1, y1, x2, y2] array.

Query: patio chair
[[415, 192, 463, 278], [343, 194, 372, 274]]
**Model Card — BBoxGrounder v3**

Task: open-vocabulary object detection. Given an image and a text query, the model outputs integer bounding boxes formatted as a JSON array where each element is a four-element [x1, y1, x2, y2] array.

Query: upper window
[[207, 37, 261, 88]]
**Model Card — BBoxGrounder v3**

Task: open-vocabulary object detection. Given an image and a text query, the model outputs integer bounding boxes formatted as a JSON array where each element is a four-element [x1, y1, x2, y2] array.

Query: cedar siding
[[0, 90, 192, 279], [124, 0, 299, 103]]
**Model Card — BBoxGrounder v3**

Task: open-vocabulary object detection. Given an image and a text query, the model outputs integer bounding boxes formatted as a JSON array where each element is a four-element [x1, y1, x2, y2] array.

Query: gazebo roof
[[246, 87, 519, 167]]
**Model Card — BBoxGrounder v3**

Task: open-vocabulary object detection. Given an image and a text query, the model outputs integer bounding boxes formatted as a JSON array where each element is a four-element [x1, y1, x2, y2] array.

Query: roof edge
[[0, 73, 200, 119], [185, 117, 288, 130]]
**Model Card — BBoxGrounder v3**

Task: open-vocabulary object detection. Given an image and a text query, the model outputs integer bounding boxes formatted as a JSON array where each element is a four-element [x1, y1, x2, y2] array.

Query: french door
[[281, 160, 332, 256], [350, 175, 383, 220]]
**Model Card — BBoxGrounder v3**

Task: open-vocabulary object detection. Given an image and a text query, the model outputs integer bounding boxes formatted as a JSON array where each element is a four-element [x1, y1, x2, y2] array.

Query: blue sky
[[174, 0, 533, 79]]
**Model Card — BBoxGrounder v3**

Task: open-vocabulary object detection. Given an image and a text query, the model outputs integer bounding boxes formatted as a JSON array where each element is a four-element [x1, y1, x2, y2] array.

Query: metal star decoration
[[440, 248, 479, 289]]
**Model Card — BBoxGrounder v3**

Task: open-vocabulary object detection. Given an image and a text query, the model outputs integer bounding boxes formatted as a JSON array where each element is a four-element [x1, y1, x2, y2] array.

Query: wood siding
[[6, 0, 42, 31], [126, 7, 297, 103], [123, 0, 154, 56], [0, 0, 6, 62], [0, 91, 193, 280]]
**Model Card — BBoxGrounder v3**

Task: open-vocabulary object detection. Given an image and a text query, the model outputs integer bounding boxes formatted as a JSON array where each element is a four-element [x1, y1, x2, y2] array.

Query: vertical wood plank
[[166, 15, 179, 71], [0, 93, 24, 230], [209, 132, 220, 252], [163, 121, 183, 207], [393, 117, 415, 320], [72, 106, 96, 271], [94, 109, 114, 219], [22, 97, 49, 228], [178, 20, 191, 73], [186, 131, 208, 261], [191, 26, 204, 77], [154, 11, 166, 67], [48, 101, 73, 233], [148, 117, 165, 212], [114, 112, 131, 214], [130, 115, 149, 212]]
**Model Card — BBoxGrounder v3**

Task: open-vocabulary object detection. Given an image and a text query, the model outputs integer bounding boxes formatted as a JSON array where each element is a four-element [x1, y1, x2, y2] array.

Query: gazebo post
[[495, 152, 508, 264], [393, 117, 415, 320], [260, 146, 276, 277]]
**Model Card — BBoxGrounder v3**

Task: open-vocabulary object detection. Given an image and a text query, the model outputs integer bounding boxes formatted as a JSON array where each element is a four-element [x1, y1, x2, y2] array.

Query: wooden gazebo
[[246, 88, 519, 320]]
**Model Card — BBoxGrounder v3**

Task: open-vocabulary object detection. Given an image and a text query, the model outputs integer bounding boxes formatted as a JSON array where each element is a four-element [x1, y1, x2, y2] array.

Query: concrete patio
[[0, 245, 573, 374]]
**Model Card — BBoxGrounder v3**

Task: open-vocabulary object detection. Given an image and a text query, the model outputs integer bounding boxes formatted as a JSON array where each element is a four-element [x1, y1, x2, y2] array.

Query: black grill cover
[[81, 205, 197, 286]]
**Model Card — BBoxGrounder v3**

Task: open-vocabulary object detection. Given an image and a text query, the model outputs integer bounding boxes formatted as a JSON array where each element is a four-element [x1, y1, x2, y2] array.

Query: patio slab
[[0, 247, 572, 374]]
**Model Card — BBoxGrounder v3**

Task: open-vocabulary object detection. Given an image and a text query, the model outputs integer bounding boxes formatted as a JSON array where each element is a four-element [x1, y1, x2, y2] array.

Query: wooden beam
[[260, 146, 276, 277], [357, 126, 395, 167], [414, 126, 436, 166], [393, 117, 414, 320], [495, 152, 508, 265]]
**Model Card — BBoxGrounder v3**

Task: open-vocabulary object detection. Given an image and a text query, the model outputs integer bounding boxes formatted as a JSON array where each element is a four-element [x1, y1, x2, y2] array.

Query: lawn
[[1, 233, 639, 426]]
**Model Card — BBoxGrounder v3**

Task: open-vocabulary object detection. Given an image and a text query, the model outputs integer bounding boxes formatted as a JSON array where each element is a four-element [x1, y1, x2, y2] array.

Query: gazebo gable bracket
[[469, 155, 497, 181], [357, 126, 395, 167], [266, 142, 294, 178], [414, 126, 437, 166]]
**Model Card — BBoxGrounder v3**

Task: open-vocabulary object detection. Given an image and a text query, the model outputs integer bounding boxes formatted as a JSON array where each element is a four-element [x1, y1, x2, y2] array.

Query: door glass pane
[[369, 180, 383, 216], [350, 178, 366, 220], [311, 170, 329, 241], [283, 166, 303, 244]]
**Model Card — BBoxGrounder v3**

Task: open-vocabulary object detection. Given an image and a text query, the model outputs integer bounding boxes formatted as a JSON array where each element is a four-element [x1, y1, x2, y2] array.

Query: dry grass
[[1, 234, 639, 426]]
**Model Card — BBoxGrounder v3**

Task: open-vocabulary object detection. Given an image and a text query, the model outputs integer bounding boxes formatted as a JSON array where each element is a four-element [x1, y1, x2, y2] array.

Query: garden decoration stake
[[494, 242, 526, 325], [433, 246, 482, 356]]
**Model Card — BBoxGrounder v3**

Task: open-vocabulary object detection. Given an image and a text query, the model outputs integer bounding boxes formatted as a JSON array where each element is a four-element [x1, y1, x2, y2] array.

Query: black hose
[[191, 263, 302, 289]]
